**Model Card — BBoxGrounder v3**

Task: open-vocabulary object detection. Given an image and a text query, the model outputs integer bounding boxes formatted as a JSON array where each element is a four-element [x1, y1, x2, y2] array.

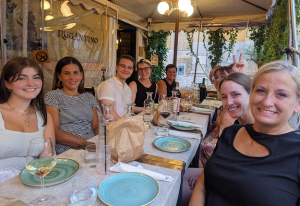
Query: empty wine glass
[[158, 94, 166, 102], [26, 137, 57, 205], [182, 95, 192, 120]]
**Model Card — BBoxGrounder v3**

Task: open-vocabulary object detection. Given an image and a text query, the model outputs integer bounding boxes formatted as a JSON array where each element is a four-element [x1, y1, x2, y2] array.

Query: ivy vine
[[203, 28, 238, 68], [184, 29, 196, 57], [249, 26, 265, 63], [144, 30, 171, 83], [263, 0, 300, 63]]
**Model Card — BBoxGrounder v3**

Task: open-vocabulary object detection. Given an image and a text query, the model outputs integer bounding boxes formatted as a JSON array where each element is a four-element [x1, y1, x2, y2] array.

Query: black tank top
[[134, 80, 156, 107], [163, 79, 176, 97]]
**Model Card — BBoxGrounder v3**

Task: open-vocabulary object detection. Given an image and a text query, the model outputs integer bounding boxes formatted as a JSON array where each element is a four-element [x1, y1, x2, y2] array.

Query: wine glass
[[182, 95, 192, 120], [158, 94, 166, 102], [26, 137, 57, 205], [159, 100, 170, 126]]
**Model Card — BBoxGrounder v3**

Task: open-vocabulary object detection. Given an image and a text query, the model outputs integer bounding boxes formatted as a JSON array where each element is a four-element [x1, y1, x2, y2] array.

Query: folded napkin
[[169, 130, 200, 139], [168, 120, 202, 129], [110, 162, 174, 182], [201, 99, 223, 108]]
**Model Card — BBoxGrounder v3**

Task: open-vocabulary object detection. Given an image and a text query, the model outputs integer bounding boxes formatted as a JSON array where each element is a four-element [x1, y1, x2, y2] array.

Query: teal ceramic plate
[[154, 136, 191, 152], [19, 158, 79, 186], [169, 121, 196, 131], [206, 97, 217, 100], [98, 172, 159, 206], [195, 104, 215, 110]]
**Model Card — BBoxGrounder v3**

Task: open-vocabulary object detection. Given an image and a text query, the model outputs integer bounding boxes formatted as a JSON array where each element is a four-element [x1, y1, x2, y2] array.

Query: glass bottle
[[98, 104, 115, 142], [124, 103, 136, 117], [170, 90, 180, 120], [143, 92, 154, 131], [200, 78, 207, 103], [101, 71, 106, 82]]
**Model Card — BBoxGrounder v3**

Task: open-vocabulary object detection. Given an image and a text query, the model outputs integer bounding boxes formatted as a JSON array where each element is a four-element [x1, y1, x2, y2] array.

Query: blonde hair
[[251, 60, 300, 99]]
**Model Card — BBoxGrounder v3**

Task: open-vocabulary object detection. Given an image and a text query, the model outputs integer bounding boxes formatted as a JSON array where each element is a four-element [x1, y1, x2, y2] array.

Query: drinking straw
[[104, 125, 107, 174]]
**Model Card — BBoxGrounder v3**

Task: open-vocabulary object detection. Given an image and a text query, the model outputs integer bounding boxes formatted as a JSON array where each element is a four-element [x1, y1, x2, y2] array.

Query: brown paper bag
[[106, 116, 145, 163], [153, 99, 170, 126]]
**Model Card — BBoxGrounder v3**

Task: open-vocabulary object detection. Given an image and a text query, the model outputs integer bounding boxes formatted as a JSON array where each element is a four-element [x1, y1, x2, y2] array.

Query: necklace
[[6, 102, 31, 126]]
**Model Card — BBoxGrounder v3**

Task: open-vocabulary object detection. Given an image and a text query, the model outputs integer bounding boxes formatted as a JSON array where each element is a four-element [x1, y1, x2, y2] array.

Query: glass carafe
[[143, 92, 154, 131], [99, 104, 115, 142], [125, 103, 136, 117]]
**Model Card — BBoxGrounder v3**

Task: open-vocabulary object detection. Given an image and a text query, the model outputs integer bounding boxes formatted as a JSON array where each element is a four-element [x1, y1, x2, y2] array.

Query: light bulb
[[61, 1, 73, 17], [45, 15, 54, 21], [186, 4, 194, 16], [178, 0, 191, 12], [157, 2, 169, 15], [41, 0, 50, 10]]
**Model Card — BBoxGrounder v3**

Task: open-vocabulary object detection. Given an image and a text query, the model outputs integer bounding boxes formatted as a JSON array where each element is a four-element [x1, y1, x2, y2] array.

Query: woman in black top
[[157, 64, 177, 98], [129, 59, 157, 113], [190, 60, 300, 206]]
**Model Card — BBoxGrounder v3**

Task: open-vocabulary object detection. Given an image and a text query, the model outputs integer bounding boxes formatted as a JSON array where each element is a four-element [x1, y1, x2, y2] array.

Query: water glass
[[84, 145, 96, 168], [70, 176, 97, 205], [157, 124, 169, 136], [96, 145, 111, 175]]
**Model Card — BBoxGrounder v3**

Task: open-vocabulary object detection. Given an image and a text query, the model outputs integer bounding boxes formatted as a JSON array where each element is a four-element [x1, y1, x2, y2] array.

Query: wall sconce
[[157, 0, 194, 17]]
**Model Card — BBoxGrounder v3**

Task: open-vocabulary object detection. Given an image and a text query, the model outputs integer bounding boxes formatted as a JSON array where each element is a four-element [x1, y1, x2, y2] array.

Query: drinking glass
[[158, 94, 166, 102], [26, 137, 57, 205], [70, 176, 97, 205], [159, 100, 171, 126], [84, 145, 96, 168], [182, 95, 192, 120]]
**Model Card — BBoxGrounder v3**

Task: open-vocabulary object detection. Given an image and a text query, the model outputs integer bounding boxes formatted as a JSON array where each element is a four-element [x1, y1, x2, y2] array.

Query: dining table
[[0, 110, 213, 206]]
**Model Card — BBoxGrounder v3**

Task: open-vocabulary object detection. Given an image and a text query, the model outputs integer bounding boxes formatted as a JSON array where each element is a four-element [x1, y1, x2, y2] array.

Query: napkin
[[110, 162, 174, 182], [0, 197, 27, 206], [168, 120, 202, 129], [169, 130, 200, 139], [201, 99, 223, 108], [192, 107, 213, 113]]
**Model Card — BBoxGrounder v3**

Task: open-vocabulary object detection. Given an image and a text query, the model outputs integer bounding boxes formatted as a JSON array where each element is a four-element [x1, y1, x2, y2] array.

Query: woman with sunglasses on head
[[190, 60, 300, 206], [0, 57, 55, 183], [45, 57, 99, 154], [157, 64, 177, 98], [129, 59, 157, 113]]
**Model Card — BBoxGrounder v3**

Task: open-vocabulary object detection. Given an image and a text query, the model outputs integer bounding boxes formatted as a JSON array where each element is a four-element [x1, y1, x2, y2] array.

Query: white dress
[[0, 109, 45, 183]]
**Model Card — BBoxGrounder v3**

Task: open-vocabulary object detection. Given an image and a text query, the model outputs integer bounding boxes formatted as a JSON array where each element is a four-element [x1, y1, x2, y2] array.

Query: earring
[[8, 88, 11, 92], [80, 79, 84, 85], [57, 80, 63, 87]]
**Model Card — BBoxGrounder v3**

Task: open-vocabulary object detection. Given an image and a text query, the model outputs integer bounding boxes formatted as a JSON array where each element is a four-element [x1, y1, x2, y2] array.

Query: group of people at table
[[1, 51, 300, 206]]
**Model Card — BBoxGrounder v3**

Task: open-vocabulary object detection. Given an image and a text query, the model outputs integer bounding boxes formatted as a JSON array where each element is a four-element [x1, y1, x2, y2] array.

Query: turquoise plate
[[19, 158, 79, 187], [98, 172, 159, 206], [154, 136, 191, 152], [169, 121, 196, 131], [206, 97, 217, 100], [195, 104, 215, 110]]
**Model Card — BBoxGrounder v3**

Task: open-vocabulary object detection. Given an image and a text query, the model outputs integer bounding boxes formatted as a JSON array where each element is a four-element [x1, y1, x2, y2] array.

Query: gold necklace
[[6, 102, 31, 126]]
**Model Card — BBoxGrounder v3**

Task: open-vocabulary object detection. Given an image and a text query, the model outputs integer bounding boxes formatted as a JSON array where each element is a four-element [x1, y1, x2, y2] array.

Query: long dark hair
[[52, 56, 85, 93], [0, 57, 47, 126]]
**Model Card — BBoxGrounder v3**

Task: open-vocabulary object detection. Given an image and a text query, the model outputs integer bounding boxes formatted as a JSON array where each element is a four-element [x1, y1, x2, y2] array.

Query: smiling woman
[[0, 57, 55, 183], [189, 60, 300, 206], [129, 59, 157, 113], [45, 57, 99, 154], [157, 64, 177, 98]]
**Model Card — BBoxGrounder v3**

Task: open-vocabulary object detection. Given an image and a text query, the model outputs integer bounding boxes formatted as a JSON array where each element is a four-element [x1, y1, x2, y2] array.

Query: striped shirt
[[45, 89, 97, 154]]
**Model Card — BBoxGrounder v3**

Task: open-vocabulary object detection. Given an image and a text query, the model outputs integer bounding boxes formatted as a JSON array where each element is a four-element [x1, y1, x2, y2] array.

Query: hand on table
[[72, 141, 95, 150], [232, 53, 245, 73]]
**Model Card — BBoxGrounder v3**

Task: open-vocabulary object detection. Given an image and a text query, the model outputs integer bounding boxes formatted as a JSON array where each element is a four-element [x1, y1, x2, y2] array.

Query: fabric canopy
[[110, 0, 274, 31]]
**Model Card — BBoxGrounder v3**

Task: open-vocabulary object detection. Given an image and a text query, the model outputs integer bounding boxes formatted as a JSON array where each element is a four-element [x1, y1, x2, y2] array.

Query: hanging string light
[[157, 0, 194, 17]]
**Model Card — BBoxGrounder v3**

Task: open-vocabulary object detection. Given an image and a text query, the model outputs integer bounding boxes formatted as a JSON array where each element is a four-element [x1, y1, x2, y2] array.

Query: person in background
[[0, 57, 55, 182], [157, 64, 177, 98], [45, 56, 98, 154], [129, 59, 157, 113], [96, 55, 134, 120], [219, 72, 254, 125], [207, 66, 219, 98], [190, 60, 300, 206]]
